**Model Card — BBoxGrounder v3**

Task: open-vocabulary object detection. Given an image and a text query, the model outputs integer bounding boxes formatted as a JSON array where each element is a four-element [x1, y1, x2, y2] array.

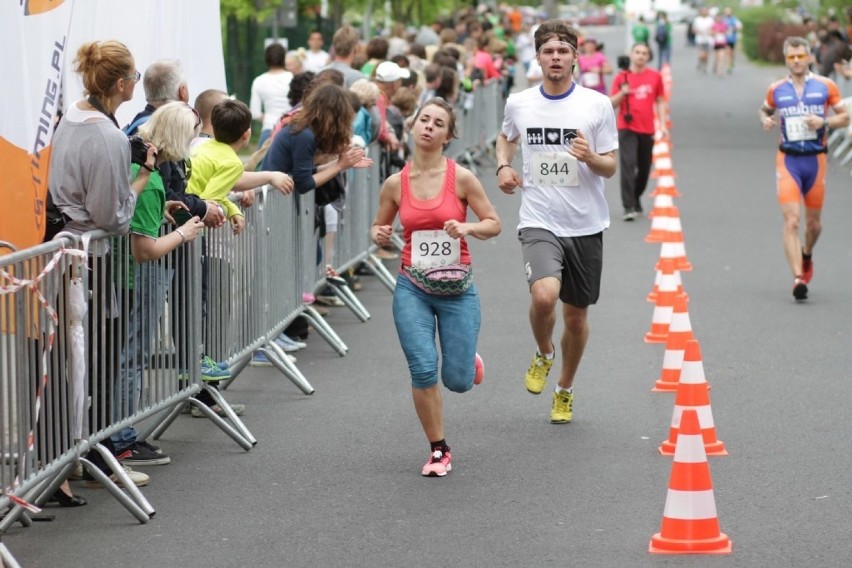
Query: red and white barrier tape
[[0, 245, 88, 513]]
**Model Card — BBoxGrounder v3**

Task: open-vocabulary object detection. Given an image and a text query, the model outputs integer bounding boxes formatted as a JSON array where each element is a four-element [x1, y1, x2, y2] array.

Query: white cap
[[375, 61, 411, 82]]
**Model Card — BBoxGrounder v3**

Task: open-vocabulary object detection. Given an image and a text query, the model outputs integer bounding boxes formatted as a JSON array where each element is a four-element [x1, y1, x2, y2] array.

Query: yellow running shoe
[[524, 352, 554, 394], [550, 390, 573, 424]]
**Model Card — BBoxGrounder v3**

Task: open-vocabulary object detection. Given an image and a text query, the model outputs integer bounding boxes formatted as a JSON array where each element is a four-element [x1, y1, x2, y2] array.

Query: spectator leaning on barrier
[[124, 60, 225, 230], [496, 19, 618, 425], [371, 97, 501, 477], [110, 102, 206, 467], [186, 100, 253, 235], [250, 43, 293, 149], [122, 63, 233, 413], [192, 90, 302, 371], [261, 83, 371, 199], [610, 42, 667, 220], [260, 83, 374, 319], [46, 39, 157, 489], [187, 99, 295, 368], [759, 36, 849, 302]]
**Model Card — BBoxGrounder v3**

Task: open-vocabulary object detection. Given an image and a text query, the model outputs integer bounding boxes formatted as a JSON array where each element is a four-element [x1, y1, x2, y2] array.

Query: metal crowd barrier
[[1, 238, 81, 531], [826, 73, 852, 176], [0, 227, 254, 540], [444, 79, 504, 175], [0, 78, 507, 565]]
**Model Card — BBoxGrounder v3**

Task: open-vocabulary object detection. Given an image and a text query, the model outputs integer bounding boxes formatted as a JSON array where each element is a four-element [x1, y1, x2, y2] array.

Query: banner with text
[[0, 0, 73, 251]]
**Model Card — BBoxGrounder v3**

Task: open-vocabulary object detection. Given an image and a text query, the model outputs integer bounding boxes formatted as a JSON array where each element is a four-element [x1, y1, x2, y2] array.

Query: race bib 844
[[531, 151, 579, 186]]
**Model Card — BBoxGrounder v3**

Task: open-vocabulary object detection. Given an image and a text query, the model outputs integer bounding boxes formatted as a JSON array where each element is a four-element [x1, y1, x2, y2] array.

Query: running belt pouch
[[405, 264, 472, 296]]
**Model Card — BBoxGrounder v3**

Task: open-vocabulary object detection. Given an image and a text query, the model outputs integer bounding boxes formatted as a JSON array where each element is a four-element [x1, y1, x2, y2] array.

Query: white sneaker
[[83, 465, 150, 488]]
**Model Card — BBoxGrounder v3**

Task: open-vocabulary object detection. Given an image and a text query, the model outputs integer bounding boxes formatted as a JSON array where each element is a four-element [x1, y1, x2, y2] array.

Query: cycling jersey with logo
[[764, 73, 842, 155]]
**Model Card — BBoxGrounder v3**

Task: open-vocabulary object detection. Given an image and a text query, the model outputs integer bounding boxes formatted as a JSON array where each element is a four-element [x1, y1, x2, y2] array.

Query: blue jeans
[[112, 261, 172, 450], [657, 42, 671, 69], [257, 128, 272, 150], [392, 274, 480, 392]]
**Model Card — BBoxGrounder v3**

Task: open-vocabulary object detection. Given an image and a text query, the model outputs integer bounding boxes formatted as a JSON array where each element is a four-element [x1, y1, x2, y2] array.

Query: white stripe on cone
[[670, 405, 716, 433], [663, 489, 718, 520], [679, 360, 706, 384], [662, 348, 685, 370]]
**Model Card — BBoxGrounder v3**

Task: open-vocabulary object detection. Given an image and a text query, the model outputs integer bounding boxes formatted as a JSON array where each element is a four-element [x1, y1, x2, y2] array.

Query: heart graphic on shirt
[[546, 130, 560, 143]]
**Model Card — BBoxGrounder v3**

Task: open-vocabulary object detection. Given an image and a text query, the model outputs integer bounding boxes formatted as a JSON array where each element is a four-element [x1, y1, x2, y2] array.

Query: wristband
[[823, 118, 829, 129], [496, 164, 511, 176], [175, 228, 186, 244]]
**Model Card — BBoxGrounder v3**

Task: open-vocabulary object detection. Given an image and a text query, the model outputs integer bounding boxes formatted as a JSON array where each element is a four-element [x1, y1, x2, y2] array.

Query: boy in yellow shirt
[[187, 99, 254, 234]]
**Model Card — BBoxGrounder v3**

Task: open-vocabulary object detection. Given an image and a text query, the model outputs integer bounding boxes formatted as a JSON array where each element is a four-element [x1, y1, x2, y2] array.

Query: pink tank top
[[399, 158, 471, 269]]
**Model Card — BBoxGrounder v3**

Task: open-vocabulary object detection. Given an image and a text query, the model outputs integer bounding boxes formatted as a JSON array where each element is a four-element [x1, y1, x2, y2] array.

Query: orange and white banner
[[0, 0, 74, 251], [1, 0, 226, 252]]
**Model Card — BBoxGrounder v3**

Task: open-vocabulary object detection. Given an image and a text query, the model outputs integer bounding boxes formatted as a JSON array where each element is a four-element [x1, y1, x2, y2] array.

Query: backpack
[[655, 25, 668, 45]]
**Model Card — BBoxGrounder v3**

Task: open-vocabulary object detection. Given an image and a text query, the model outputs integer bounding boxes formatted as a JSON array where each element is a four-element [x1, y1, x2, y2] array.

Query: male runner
[[496, 19, 618, 423], [759, 36, 848, 300]]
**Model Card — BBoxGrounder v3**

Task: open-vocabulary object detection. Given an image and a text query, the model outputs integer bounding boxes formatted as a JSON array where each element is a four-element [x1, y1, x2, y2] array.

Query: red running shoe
[[801, 257, 813, 284], [474, 353, 485, 385]]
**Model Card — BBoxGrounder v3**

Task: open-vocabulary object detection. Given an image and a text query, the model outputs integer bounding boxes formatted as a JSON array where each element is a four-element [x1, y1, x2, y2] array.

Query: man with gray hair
[[125, 60, 225, 227]]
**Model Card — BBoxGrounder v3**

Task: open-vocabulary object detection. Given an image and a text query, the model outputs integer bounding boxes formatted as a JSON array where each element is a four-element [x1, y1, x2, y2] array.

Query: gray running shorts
[[518, 227, 603, 308]]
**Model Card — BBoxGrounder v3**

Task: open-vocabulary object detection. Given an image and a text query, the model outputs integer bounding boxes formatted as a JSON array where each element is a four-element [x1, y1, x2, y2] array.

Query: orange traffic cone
[[652, 153, 675, 179], [661, 63, 673, 102], [649, 408, 732, 554], [651, 175, 680, 197], [659, 340, 727, 455], [645, 259, 678, 343], [645, 201, 679, 243], [652, 139, 670, 159], [652, 294, 694, 392], [648, 193, 674, 219], [647, 262, 687, 303], [661, 216, 692, 272]]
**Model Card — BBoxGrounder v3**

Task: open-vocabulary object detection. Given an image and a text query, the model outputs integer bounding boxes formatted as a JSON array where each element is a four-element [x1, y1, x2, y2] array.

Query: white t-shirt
[[691, 16, 714, 46], [501, 83, 618, 237], [249, 70, 293, 131], [303, 49, 330, 72]]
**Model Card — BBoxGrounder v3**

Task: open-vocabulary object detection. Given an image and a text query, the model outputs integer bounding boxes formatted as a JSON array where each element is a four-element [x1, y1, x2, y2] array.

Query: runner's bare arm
[[496, 133, 523, 194]]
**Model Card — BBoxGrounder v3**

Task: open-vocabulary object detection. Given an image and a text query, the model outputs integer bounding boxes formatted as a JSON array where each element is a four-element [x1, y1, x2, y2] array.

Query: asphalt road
[[7, 25, 852, 568]]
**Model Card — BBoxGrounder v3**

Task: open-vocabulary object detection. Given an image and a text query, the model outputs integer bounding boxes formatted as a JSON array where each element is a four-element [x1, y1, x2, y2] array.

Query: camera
[[623, 113, 633, 123], [128, 135, 156, 169], [617, 55, 630, 71]]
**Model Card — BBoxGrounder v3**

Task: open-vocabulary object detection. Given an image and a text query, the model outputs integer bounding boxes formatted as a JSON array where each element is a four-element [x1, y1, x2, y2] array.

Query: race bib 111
[[784, 116, 817, 142]]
